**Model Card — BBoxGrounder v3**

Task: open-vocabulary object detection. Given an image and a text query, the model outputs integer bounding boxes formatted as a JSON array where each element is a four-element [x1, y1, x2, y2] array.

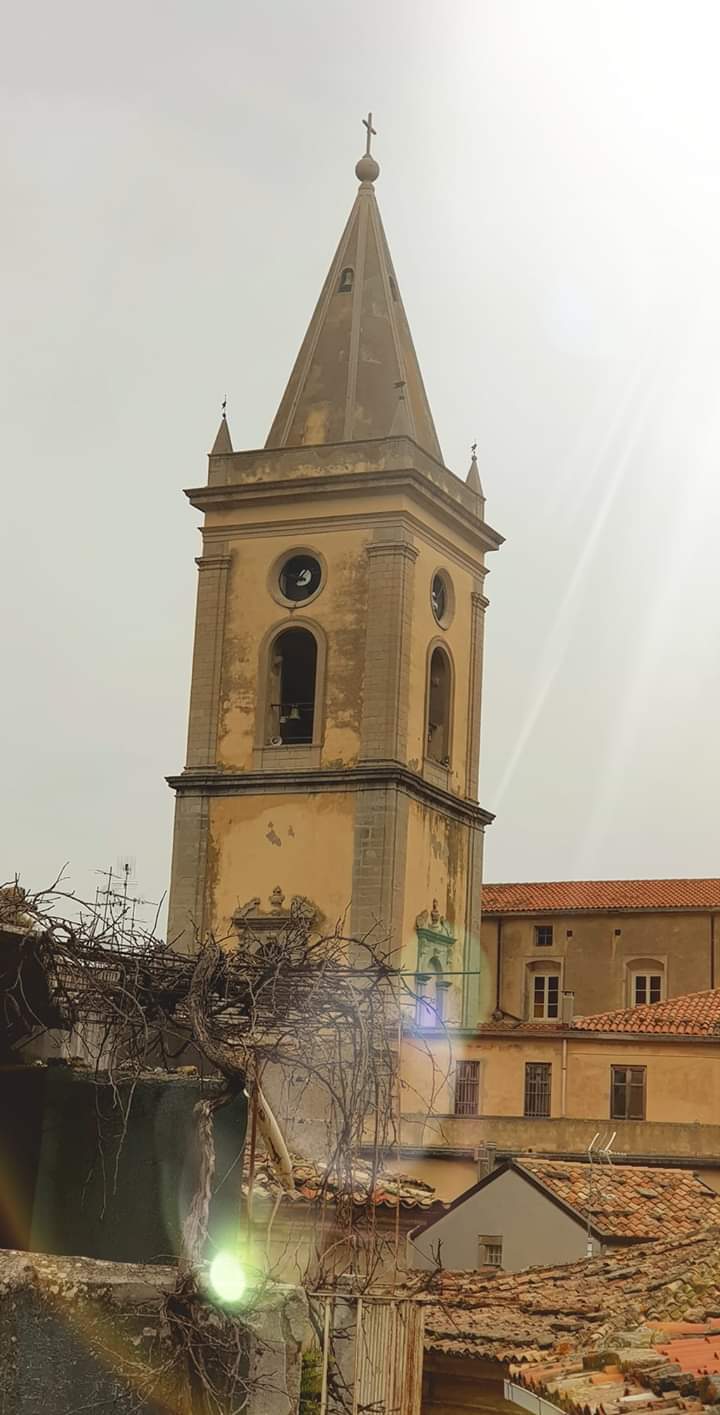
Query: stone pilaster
[[185, 551, 231, 769], [350, 782, 410, 951], [464, 590, 488, 800], [461, 819, 485, 1025], [166, 792, 210, 953], [359, 535, 418, 763]]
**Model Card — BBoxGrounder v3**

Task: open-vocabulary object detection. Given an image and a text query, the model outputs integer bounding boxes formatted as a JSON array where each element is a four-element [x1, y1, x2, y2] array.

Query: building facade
[[393, 988, 720, 1198], [166, 132, 502, 1025], [479, 880, 720, 1021]]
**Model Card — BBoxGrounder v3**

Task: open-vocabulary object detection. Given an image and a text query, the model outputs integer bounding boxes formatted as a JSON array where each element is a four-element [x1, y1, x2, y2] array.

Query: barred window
[[534, 925, 553, 947], [454, 1060, 480, 1116], [611, 1065, 646, 1120], [524, 1061, 551, 1117], [479, 1235, 503, 1268]]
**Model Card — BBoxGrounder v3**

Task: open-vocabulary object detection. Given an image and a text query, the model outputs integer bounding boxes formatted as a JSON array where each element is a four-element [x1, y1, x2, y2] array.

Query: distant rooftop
[[515, 1158, 720, 1240], [573, 987, 720, 1036], [482, 879, 720, 914], [417, 1227, 720, 1361]]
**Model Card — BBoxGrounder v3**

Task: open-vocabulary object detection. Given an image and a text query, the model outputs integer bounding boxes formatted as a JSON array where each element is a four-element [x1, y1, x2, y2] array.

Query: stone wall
[[0, 1249, 306, 1415]]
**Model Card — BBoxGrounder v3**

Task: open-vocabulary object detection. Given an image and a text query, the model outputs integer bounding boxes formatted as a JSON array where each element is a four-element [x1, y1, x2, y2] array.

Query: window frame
[[610, 1064, 646, 1120], [524, 1061, 552, 1118], [632, 972, 663, 1006], [531, 972, 560, 1020], [454, 1059, 481, 1117], [534, 924, 554, 948], [478, 1235, 503, 1268]]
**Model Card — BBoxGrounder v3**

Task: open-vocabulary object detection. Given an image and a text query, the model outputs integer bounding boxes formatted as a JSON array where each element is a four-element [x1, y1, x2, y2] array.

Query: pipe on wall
[[495, 918, 503, 1014]]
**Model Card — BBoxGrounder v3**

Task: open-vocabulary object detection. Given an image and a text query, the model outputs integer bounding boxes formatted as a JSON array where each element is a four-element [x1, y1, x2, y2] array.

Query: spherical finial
[[356, 153, 380, 183]]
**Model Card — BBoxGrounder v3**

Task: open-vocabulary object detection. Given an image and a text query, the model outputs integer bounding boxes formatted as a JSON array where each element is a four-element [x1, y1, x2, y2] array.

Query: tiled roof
[[516, 1159, 720, 1239], [246, 1150, 443, 1212], [573, 989, 720, 1036], [482, 879, 720, 914], [416, 1228, 720, 1361]]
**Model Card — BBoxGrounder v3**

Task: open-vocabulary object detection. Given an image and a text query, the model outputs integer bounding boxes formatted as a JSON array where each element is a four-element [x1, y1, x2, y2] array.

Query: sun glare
[[208, 1251, 247, 1305]]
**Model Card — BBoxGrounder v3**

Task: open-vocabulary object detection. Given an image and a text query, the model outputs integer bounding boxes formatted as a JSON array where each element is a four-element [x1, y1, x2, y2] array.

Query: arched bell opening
[[267, 627, 318, 745]]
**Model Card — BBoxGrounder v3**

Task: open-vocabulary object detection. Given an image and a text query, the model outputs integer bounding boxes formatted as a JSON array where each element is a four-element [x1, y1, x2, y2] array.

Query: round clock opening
[[431, 571, 453, 627], [279, 553, 322, 604]]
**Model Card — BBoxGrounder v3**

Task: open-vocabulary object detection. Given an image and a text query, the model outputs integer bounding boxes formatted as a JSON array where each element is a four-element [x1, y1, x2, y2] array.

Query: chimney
[[561, 990, 575, 1025], [476, 1143, 497, 1180]]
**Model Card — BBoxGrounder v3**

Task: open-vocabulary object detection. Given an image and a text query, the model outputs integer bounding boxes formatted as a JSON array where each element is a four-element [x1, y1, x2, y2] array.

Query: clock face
[[431, 573, 447, 624], [279, 554, 322, 603]]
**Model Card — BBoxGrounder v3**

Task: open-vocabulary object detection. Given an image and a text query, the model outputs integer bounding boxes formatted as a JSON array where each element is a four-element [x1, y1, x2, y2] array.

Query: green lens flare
[[209, 1250, 247, 1304]]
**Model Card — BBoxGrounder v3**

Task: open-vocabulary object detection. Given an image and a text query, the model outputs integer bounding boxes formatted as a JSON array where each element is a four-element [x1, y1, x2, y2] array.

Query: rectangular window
[[611, 1065, 646, 1120], [532, 974, 559, 1019], [454, 1060, 480, 1116], [535, 925, 554, 947], [478, 1235, 503, 1268], [524, 1062, 552, 1117], [633, 974, 663, 1006]]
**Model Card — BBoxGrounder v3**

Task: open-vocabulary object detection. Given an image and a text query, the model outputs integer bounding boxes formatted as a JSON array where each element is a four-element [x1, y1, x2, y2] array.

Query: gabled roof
[[517, 1159, 720, 1239], [413, 1158, 720, 1245], [481, 879, 720, 915], [265, 157, 443, 462], [573, 988, 720, 1036]]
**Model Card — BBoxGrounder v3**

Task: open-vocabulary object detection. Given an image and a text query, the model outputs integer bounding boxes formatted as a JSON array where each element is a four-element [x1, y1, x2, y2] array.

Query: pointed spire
[[210, 400, 233, 455], [466, 441, 483, 496], [265, 117, 443, 463], [389, 380, 411, 437]]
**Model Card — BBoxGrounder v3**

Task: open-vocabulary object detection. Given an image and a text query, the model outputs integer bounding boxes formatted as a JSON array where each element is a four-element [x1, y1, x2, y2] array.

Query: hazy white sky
[[3, 0, 720, 916]]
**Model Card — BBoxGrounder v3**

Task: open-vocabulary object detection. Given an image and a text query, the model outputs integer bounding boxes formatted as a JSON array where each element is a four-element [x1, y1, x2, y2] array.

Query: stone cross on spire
[[356, 111, 380, 184]]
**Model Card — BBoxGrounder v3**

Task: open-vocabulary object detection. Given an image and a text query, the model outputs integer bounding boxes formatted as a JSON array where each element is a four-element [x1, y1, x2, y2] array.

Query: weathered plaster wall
[[208, 790, 355, 937], [404, 533, 478, 796], [480, 910, 720, 1022], [215, 521, 369, 771]]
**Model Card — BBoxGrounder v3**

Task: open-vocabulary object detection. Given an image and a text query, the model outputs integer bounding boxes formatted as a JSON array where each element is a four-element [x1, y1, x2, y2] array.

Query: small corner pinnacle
[[466, 441, 483, 496], [210, 401, 233, 455]]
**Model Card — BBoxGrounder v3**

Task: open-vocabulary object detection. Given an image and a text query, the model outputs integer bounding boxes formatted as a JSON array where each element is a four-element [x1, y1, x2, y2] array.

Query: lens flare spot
[[209, 1250, 246, 1304]]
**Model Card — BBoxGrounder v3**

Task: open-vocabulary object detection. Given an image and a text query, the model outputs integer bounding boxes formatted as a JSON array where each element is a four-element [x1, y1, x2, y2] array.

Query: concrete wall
[[409, 1167, 597, 1272], [480, 910, 720, 1022], [0, 1065, 247, 1265]]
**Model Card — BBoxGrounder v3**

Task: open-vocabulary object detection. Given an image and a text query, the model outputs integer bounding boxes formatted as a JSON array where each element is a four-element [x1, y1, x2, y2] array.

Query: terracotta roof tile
[[573, 989, 720, 1036], [245, 1150, 443, 1212], [482, 880, 720, 914], [413, 1228, 720, 1362], [516, 1159, 720, 1240]]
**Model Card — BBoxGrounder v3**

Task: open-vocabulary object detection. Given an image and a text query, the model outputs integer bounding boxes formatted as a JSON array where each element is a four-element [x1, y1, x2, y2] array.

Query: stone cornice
[[166, 762, 495, 829], [186, 467, 503, 556]]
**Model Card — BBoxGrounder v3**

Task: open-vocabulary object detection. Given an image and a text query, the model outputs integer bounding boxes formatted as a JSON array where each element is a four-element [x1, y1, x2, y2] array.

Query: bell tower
[[167, 122, 503, 1026]]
